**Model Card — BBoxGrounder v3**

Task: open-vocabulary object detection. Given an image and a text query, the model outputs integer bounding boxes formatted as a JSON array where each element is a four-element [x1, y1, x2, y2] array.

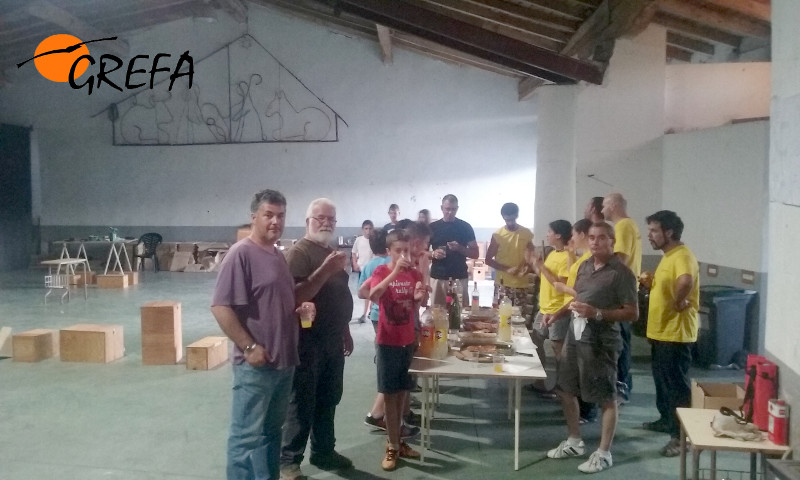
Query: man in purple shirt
[[212, 189, 313, 480]]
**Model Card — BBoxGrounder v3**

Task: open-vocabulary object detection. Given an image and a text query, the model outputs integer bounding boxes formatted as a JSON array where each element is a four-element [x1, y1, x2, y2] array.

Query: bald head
[[602, 193, 628, 221]]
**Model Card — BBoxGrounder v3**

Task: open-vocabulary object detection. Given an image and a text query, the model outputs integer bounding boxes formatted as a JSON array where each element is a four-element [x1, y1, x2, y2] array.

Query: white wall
[[662, 122, 769, 272], [767, 0, 800, 374], [574, 26, 666, 233], [0, 3, 536, 232], [665, 63, 770, 133]]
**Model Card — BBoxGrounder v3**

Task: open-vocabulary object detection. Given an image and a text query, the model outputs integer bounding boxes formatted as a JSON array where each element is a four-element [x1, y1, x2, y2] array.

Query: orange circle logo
[[34, 34, 90, 82]]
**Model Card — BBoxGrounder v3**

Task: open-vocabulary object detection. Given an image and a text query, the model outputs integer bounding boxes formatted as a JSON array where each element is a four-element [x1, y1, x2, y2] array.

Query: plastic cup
[[493, 354, 505, 373], [300, 304, 314, 329]]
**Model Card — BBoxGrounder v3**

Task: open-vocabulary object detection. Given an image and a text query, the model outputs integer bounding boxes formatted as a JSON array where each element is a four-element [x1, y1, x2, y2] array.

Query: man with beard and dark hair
[[280, 198, 354, 480], [642, 210, 699, 458]]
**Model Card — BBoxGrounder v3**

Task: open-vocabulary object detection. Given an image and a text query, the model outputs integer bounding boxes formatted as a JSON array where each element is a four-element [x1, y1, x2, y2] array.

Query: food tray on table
[[455, 342, 515, 362]]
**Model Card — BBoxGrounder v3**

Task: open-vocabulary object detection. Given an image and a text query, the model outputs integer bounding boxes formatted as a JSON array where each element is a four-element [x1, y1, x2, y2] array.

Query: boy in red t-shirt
[[367, 229, 426, 470]]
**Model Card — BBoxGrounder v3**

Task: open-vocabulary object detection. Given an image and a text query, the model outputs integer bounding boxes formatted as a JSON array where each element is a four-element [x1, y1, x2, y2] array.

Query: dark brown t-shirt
[[286, 238, 353, 339]]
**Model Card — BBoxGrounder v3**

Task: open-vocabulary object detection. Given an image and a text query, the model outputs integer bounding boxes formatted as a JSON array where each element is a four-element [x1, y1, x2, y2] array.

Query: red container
[[768, 399, 788, 445], [743, 354, 778, 430]]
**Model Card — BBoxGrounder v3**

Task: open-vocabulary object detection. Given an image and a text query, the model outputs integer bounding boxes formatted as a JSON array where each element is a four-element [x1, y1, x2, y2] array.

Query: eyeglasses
[[310, 215, 337, 225]]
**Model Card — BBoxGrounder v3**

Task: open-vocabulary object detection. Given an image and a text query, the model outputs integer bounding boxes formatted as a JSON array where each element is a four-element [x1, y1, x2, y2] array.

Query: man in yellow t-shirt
[[485, 202, 534, 309], [602, 193, 642, 403], [643, 210, 699, 458]]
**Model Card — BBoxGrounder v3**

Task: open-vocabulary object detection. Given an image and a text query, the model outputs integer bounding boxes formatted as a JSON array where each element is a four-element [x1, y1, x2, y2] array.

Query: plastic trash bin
[[694, 285, 757, 368]]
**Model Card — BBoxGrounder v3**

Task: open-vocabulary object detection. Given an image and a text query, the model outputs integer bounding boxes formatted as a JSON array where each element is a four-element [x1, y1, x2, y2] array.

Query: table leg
[[514, 378, 521, 471], [750, 452, 757, 480], [121, 242, 134, 272], [710, 451, 716, 480], [81, 261, 88, 300], [77, 243, 92, 272], [44, 266, 53, 304], [420, 376, 431, 461], [59, 243, 70, 259], [680, 424, 687, 480], [692, 447, 700, 480]]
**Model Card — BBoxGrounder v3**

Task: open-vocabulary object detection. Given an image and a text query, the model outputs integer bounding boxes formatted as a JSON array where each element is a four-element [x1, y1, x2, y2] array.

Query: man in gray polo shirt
[[545, 222, 638, 474]]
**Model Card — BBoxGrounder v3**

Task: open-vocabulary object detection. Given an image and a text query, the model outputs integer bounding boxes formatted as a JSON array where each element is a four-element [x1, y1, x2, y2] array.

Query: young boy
[[367, 230, 426, 470]]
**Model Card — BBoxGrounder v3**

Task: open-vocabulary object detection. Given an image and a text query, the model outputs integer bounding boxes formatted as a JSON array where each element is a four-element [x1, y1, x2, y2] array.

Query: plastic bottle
[[418, 307, 435, 358], [471, 281, 480, 309], [498, 294, 512, 342], [432, 305, 449, 359]]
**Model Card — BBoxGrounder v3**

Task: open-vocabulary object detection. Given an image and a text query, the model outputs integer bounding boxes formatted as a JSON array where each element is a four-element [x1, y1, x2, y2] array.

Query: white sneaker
[[547, 439, 586, 459], [578, 451, 613, 473]]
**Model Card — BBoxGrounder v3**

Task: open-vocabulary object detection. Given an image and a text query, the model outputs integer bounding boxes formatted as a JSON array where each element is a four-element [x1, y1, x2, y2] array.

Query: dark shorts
[[557, 339, 619, 405], [376, 343, 415, 394]]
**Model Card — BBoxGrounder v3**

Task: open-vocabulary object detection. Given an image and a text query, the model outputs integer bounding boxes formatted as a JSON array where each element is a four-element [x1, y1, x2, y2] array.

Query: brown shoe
[[382, 447, 399, 470], [399, 441, 421, 458]]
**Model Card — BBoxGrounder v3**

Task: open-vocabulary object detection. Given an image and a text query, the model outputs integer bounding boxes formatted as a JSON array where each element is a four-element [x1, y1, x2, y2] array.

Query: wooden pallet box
[[96, 274, 129, 289], [60, 324, 124, 363], [186, 336, 229, 370], [141, 301, 182, 365], [13, 329, 59, 362]]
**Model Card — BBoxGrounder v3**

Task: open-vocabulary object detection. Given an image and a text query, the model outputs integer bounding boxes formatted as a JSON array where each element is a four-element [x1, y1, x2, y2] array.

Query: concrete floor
[[0, 269, 751, 479]]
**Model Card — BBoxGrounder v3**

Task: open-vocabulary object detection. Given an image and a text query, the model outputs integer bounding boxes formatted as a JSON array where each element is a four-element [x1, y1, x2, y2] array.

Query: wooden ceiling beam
[[562, 0, 658, 59], [699, 0, 770, 23], [666, 31, 714, 56], [666, 44, 693, 62], [658, 0, 770, 38], [411, 0, 572, 43], [376, 24, 393, 64], [392, 30, 522, 77], [252, 0, 524, 77], [25, 0, 129, 57], [332, 0, 604, 84], [455, 0, 581, 31], [513, 0, 594, 21], [653, 10, 740, 47]]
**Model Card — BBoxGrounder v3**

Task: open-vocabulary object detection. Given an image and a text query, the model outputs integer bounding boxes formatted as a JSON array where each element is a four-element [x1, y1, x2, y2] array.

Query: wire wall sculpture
[[108, 35, 345, 145]]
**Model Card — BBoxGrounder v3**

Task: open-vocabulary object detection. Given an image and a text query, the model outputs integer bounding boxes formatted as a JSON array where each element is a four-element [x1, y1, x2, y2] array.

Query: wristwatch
[[243, 343, 258, 355], [594, 308, 604, 321]]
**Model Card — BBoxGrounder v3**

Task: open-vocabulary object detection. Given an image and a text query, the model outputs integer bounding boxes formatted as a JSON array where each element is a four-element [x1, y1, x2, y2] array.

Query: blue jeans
[[227, 363, 294, 480]]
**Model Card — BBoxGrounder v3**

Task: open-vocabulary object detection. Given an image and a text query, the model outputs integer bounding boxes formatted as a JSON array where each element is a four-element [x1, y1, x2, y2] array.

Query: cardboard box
[[168, 252, 194, 272], [13, 329, 59, 362], [126, 271, 139, 285], [141, 301, 182, 365], [60, 324, 124, 363], [691, 380, 746, 410], [0, 326, 12, 357], [472, 259, 487, 282], [97, 274, 129, 289], [187, 336, 229, 370]]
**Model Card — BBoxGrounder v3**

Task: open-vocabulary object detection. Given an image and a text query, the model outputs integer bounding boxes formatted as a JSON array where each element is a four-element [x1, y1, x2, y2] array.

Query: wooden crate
[[13, 329, 59, 362], [141, 301, 182, 365], [96, 274, 129, 289], [186, 336, 229, 370], [60, 324, 124, 363], [126, 271, 139, 285]]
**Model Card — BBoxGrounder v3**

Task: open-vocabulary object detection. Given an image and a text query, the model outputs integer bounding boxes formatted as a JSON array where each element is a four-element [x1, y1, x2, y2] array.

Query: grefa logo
[[17, 34, 194, 95]]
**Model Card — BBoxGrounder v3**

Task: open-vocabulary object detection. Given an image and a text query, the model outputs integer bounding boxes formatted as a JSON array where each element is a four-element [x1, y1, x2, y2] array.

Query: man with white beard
[[280, 198, 355, 480]]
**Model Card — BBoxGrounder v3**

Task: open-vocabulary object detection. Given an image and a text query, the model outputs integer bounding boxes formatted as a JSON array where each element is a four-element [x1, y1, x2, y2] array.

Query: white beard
[[309, 230, 334, 245]]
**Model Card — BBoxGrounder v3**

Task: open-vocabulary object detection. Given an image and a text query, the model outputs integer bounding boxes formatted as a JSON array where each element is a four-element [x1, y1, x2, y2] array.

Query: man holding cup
[[545, 222, 638, 474], [211, 189, 315, 480], [429, 194, 479, 306], [280, 198, 354, 480]]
